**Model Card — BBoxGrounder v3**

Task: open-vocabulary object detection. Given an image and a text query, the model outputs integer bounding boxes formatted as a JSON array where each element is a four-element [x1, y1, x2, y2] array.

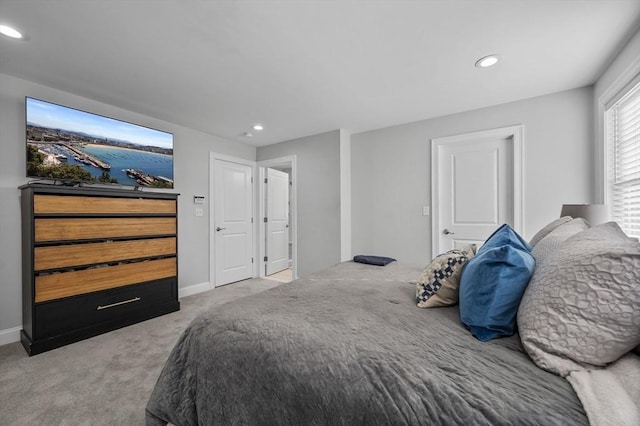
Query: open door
[[265, 168, 290, 276]]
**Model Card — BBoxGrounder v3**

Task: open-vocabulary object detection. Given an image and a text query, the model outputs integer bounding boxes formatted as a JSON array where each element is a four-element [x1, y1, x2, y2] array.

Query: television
[[26, 97, 174, 189]]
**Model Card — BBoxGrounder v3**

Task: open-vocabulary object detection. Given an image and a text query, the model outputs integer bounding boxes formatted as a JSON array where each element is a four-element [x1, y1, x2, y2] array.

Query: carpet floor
[[0, 278, 282, 425]]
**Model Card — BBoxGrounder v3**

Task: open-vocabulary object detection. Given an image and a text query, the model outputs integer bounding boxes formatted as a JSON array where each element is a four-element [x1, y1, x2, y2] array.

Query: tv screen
[[26, 97, 174, 189]]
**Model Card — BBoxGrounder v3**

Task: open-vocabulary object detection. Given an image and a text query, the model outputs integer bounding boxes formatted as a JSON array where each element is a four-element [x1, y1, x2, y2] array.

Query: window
[[606, 80, 640, 239]]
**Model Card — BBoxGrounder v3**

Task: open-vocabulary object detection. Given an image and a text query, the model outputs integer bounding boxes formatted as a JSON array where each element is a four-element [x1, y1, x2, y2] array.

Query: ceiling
[[1, 0, 639, 147]]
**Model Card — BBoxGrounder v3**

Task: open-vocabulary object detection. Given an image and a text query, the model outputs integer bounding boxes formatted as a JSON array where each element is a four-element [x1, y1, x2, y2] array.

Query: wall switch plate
[[195, 208, 204, 217], [422, 206, 430, 216]]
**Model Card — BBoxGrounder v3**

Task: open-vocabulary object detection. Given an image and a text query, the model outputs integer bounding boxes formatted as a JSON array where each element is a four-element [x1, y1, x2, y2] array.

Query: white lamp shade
[[560, 204, 609, 226]]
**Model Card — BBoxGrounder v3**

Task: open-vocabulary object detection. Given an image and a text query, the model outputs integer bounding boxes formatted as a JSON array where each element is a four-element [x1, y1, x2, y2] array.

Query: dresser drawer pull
[[96, 297, 141, 310]]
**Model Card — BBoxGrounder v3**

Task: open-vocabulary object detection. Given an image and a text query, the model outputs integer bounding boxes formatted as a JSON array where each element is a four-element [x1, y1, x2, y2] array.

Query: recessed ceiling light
[[0, 24, 23, 39], [475, 55, 499, 68], [243, 132, 253, 137], [252, 124, 264, 131]]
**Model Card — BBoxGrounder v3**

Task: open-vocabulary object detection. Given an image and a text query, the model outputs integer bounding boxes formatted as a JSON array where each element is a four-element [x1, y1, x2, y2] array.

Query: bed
[[145, 260, 587, 425]]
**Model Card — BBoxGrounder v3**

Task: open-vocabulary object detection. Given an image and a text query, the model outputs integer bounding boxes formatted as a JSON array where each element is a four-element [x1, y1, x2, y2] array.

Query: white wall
[[257, 130, 342, 277], [594, 28, 640, 108], [0, 74, 256, 342], [351, 86, 594, 267], [339, 129, 352, 261]]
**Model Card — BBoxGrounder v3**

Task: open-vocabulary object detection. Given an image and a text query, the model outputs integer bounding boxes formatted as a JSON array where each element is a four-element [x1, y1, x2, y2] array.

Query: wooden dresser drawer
[[35, 217, 176, 242], [34, 278, 178, 340], [34, 237, 177, 271], [35, 257, 177, 302], [34, 194, 176, 214]]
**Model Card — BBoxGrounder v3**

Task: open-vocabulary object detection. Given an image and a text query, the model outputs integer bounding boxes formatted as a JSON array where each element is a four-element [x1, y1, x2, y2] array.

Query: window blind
[[607, 80, 640, 239]]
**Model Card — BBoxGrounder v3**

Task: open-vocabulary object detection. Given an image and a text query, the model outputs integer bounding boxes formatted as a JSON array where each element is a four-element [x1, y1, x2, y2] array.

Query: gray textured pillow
[[518, 222, 640, 376], [529, 216, 573, 248], [531, 218, 589, 263]]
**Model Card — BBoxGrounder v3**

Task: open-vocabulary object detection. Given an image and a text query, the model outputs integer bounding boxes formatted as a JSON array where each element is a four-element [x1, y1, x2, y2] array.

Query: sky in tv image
[[26, 98, 173, 149]]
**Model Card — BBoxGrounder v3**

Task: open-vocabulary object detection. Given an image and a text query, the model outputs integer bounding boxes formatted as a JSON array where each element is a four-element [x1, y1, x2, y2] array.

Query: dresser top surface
[[20, 183, 179, 200]]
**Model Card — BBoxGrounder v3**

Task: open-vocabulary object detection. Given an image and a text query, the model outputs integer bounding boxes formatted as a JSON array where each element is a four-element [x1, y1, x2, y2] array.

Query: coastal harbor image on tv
[[26, 97, 174, 188]]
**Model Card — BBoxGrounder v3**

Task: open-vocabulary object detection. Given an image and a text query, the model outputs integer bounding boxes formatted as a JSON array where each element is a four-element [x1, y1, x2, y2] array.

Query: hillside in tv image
[[26, 98, 174, 189]]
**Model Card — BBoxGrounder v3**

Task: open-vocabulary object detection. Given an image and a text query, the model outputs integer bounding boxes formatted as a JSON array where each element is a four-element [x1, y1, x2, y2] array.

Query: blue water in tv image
[[25, 97, 174, 188]]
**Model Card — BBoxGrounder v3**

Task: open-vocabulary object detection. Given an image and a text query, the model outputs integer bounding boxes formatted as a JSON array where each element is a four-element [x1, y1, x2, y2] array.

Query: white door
[[265, 168, 290, 275], [214, 159, 253, 286], [431, 126, 523, 255]]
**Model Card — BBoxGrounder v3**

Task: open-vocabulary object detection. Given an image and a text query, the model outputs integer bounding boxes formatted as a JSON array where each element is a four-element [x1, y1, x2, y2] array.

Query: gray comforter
[[146, 261, 587, 425]]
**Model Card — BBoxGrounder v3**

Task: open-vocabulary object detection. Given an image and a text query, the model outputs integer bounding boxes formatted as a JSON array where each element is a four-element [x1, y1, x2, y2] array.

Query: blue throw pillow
[[479, 223, 531, 254], [459, 224, 535, 341]]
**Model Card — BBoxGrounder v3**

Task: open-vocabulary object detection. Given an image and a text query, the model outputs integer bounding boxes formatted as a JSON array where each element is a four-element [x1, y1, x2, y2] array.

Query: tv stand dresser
[[20, 184, 180, 355]]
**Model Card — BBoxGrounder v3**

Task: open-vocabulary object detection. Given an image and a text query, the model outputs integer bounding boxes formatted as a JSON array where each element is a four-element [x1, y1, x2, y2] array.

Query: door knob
[[216, 227, 226, 232], [443, 229, 455, 235]]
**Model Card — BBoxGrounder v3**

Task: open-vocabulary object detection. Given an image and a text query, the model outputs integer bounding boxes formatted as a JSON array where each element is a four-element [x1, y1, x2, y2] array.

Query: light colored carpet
[[0, 278, 282, 425]]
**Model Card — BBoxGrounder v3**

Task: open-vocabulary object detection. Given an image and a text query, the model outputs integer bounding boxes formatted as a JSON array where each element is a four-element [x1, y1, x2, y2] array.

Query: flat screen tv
[[26, 97, 174, 189]]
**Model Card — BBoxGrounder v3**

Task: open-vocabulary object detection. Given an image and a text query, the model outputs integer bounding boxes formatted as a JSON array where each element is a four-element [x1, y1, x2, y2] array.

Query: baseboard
[[0, 326, 22, 347], [179, 281, 213, 299]]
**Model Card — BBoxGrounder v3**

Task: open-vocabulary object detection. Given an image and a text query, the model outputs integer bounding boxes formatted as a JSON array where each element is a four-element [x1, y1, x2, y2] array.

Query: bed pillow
[[459, 224, 535, 341], [479, 223, 531, 253], [518, 222, 640, 376], [531, 218, 589, 264], [353, 255, 396, 266], [416, 244, 476, 308], [529, 216, 573, 248]]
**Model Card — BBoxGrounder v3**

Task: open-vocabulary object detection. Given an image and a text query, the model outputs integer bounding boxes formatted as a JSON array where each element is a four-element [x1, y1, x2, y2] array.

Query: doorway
[[265, 167, 291, 277], [431, 125, 523, 255], [258, 156, 297, 282]]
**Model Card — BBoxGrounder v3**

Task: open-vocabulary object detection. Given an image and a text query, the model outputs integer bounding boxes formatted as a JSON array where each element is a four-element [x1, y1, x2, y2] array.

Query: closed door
[[432, 126, 522, 254], [265, 168, 290, 275], [214, 159, 253, 286]]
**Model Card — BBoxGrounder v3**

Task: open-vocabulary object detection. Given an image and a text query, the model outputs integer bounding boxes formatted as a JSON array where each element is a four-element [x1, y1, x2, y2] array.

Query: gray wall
[[351, 86, 594, 267], [257, 130, 341, 277], [0, 74, 255, 335]]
